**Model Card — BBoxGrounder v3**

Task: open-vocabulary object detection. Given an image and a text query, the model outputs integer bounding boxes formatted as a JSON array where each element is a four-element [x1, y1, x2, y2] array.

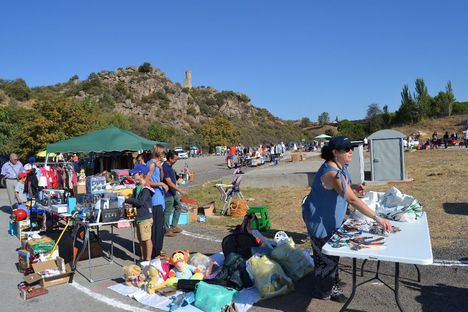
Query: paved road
[[172, 155, 258, 187]]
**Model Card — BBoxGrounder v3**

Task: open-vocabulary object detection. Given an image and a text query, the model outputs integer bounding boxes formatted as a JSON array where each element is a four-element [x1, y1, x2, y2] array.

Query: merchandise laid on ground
[[9, 166, 431, 312]]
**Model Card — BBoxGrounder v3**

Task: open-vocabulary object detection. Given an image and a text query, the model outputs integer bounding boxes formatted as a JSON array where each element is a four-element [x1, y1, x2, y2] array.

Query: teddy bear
[[145, 266, 166, 294], [167, 250, 203, 279], [123, 264, 146, 288], [78, 169, 86, 185]]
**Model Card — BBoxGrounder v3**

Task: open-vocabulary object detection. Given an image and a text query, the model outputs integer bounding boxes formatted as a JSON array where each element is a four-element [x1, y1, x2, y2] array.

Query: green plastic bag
[[270, 243, 314, 282], [194, 281, 238, 312]]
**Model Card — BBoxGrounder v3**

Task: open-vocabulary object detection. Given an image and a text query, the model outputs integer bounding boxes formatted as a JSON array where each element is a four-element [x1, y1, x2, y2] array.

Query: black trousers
[[310, 237, 340, 298], [152, 205, 164, 257]]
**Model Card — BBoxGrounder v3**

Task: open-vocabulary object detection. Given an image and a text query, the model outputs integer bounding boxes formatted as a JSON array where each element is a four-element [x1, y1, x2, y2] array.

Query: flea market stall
[[11, 127, 168, 296]]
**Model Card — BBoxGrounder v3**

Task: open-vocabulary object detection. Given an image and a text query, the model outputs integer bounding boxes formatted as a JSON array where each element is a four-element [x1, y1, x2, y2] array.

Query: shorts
[[135, 218, 153, 242]]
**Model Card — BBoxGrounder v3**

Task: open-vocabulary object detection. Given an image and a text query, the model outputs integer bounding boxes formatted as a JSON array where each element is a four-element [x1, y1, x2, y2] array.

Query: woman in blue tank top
[[302, 136, 392, 302]]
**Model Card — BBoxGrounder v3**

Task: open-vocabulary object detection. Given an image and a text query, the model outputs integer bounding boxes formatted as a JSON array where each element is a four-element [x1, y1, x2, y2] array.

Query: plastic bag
[[194, 281, 237, 312], [25, 236, 55, 254], [246, 255, 294, 299], [189, 252, 218, 277], [270, 243, 314, 282]]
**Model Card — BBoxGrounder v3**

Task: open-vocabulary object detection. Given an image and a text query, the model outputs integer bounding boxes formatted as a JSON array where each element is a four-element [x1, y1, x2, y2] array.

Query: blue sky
[[1, 0, 467, 121]]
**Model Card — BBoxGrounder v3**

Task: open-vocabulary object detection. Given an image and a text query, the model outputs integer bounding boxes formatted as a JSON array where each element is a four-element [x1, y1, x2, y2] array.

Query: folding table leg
[[110, 224, 114, 263], [131, 221, 136, 264], [395, 262, 404, 312], [340, 258, 357, 312], [360, 259, 367, 277], [414, 264, 421, 282], [87, 227, 93, 283]]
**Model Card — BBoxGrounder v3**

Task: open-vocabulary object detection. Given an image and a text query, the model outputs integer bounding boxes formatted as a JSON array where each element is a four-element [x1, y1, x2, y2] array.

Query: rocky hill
[[0, 64, 304, 147]]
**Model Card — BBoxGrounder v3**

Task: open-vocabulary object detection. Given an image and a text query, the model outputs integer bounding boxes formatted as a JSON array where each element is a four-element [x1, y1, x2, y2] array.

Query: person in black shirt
[[125, 164, 154, 261]]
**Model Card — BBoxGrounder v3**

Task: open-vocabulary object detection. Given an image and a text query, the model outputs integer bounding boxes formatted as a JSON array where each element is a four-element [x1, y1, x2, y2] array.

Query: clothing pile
[[351, 187, 423, 222]]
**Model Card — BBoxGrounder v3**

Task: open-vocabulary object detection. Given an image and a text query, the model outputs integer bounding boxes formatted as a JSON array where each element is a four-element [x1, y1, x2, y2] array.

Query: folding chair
[[215, 175, 245, 215]]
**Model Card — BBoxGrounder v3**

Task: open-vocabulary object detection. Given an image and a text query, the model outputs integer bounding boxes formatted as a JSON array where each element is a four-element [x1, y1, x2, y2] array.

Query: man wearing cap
[[302, 136, 392, 302], [1, 153, 24, 208], [24, 156, 37, 171]]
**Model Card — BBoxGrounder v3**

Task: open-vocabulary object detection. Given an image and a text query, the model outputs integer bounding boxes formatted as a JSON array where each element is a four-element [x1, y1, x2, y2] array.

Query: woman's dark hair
[[321, 145, 335, 161]]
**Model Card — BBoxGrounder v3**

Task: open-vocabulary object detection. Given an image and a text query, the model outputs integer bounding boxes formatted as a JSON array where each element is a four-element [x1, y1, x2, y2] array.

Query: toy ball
[[13, 209, 28, 221]]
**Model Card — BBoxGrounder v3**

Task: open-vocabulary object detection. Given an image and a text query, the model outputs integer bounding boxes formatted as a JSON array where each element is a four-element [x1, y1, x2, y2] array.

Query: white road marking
[[431, 259, 468, 267], [180, 230, 222, 243], [70, 281, 153, 312]]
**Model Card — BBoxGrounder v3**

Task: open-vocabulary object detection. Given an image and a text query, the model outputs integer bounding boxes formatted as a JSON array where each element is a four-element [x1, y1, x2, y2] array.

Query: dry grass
[[370, 149, 468, 248], [189, 149, 468, 249], [392, 113, 468, 138]]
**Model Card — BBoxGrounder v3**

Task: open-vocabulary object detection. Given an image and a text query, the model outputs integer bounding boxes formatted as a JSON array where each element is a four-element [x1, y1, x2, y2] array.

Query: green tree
[[148, 123, 168, 142], [300, 117, 311, 128], [396, 84, 417, 124], [3, 79, 31, 101], [95, 112, 131, 130], [366, 103, 384, 133], [337, 120, 365, 140], [445, 81, 455, 116], [382, 105, 392, 127], [17, 98, 95, 157], [318, 112, 330, 125], [138, 62, 153, 73], [199, 117, 240, 152], [414, 79, 431, 119]]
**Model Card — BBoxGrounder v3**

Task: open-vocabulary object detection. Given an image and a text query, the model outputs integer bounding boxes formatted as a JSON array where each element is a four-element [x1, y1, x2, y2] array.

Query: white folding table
[[322, 212, 433, 312]]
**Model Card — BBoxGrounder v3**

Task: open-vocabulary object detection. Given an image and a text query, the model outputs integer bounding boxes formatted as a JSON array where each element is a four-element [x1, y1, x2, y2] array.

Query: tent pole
[[45, 153, 49, 165]]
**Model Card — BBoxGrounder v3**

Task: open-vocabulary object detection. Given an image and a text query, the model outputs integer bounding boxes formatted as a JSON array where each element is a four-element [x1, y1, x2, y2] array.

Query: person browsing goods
[[162, 150, 187, 237], [125, 164, 155, 261], [146, 144, 169, 257], [302, 136, 392, 303], [1, 153, 24, 209]]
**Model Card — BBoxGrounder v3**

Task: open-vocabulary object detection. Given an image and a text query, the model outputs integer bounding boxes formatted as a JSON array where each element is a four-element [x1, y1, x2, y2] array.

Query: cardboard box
[[24, 257, 72, 288], [51, 204, 68, 214], [86, 176, 106, 195], [10, 219, 31, 240], [291, 153, 304, 162], [74, 184, 86, 195]]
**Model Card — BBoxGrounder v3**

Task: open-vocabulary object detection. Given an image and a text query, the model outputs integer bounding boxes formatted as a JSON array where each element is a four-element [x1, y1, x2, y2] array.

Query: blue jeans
[[163, 194, 181, 231]]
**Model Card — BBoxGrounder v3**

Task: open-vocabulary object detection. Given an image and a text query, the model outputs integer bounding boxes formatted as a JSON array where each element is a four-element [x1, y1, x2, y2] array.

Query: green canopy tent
[[47, 126, 167, 153], [46, 127, 167, 172]]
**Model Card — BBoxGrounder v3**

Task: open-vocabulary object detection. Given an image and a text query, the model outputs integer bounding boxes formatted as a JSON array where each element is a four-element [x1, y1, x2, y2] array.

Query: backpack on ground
[[222, 232, 259, 260], [216, 252, 253, 290]]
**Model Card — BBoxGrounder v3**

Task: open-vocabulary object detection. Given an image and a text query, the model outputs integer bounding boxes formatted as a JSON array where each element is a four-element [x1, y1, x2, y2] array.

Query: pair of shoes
[[330, 285, 348, 303], [171, 226, 183, 233], [165, 230, 176, 237]]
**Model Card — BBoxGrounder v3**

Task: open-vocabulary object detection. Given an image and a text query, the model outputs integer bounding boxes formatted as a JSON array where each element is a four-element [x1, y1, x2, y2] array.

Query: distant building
[[183, 69, 192, 89]]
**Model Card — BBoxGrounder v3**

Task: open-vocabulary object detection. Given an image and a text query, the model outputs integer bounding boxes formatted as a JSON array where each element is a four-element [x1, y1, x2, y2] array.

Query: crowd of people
[[223, 142, 288, 168], [404, 128, 468, 150]]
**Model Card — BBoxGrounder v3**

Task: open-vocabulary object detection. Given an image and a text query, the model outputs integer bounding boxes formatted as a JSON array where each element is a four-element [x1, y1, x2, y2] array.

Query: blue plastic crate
[[169, 212, 189, 225]]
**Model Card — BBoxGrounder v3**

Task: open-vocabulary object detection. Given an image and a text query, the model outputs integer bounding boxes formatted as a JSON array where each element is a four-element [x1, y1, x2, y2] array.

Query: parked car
[[174, 147, 189, 159]]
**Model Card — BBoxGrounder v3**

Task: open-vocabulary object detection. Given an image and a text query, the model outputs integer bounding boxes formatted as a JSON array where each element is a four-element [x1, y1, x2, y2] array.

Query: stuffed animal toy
[[167, 250, 201, 280], [149, 258, 171, 280], [78, 169, 86, 185], [123, 264, 146, 288], [145, 266, 166, 294]]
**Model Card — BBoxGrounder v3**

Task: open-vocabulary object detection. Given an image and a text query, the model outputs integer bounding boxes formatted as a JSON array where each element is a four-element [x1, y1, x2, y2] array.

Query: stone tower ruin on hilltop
[[183, 69, 192, 89]]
